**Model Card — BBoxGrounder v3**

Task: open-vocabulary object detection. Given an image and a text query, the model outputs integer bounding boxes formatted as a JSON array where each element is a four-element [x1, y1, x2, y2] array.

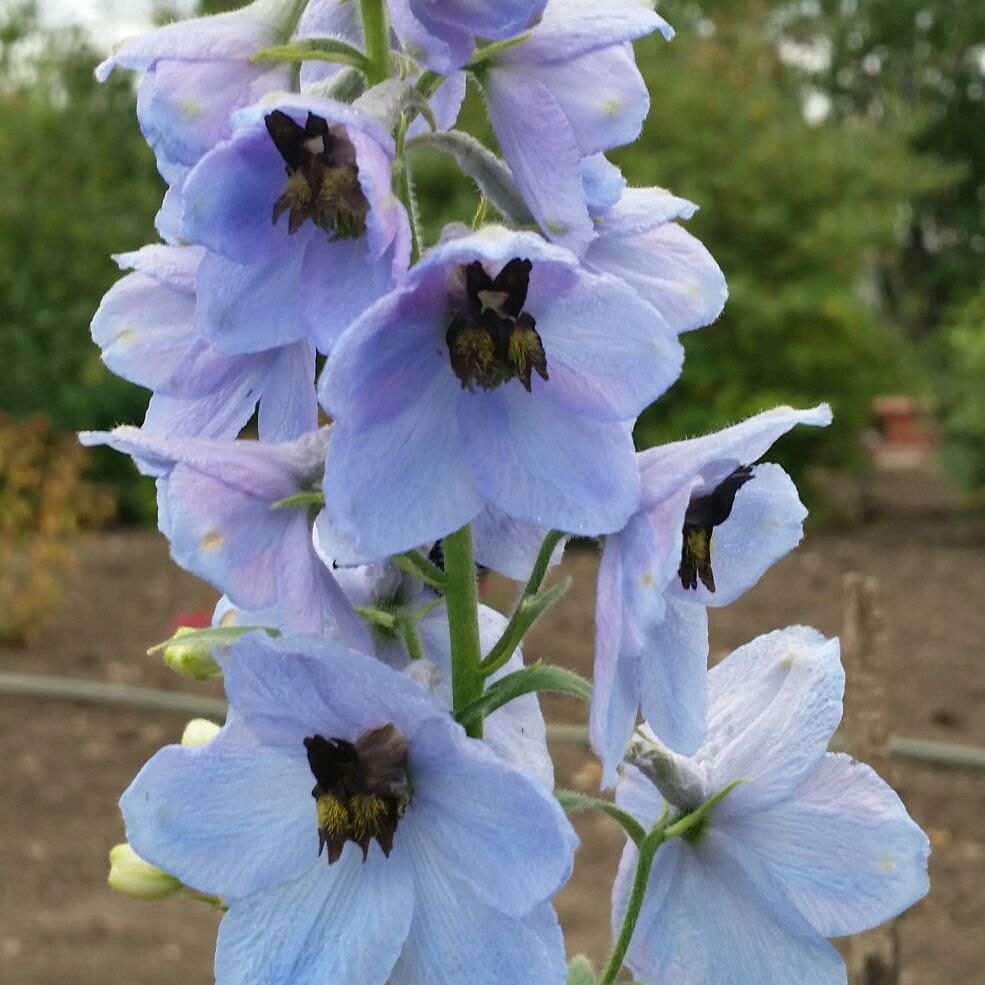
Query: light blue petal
[[590, 536, 641, 788], [322, 371, 485, 560], [639, 597, 708, 755], [531, 268, 683, 422], [257, 340, 318, 442], [182, 124, 292, 264], [196, 244, 308, 355], [300, 234, 397, 352], [458, 384, 641, 536], [618, 485, 692, 624], [216, 845, 413, 985], [140, 57, 287, 169], [407, 716, 577, 915], [223, 631, 449, 748], [665, 464, 807, 609], [499, 0, 671, 65], [638, 405, 832, 507], [524, 45, 649, 156], [167, 465, 287, 609], [705, 627, 844, 818], [319, 272, 449, 432], [581, 154, 626, 215], [90, 271, 197, 390], [470, 504, 561, 582], [155, 168, 187, 244], [726, 753, 929, 937], [389, 0, 474, 74], [120, 719, 317, 898], [96, 0, 285, 77], [414, 0, 546, 41], [594, 187, 699, 238], [618, 833, 847, 985], [587, 221, 728, 335], [143, 344, 271, 442], [482, 70, 594, 253], [395, 810, 567, 985]]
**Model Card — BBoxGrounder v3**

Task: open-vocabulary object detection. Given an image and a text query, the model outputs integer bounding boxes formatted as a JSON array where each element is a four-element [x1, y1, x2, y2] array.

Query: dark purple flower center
[[678, 465, 754, 592], [446, 258, 548, 393], [304, 724, 411, 864], [265, 110, 369, 239]]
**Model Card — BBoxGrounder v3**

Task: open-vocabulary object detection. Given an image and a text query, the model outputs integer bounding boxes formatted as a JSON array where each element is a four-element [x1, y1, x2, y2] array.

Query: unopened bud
[[108, 843, 182, 900], [181, 718, 221, 746], [163, 627, 223, 680]]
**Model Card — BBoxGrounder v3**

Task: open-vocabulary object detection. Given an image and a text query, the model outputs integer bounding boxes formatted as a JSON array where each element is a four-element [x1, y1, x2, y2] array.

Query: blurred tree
[[0, 4, 163, 518], [937, 289, 985, 499], [619, 3, 951, 481], [771, 0, 985, 337]]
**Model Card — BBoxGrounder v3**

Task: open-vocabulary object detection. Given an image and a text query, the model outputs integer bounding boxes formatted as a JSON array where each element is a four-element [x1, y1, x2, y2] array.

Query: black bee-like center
[[678, 465, 755, 592], [265, 110, 369, 240], [446, 258, 549, 393], [304, 724, 411, 864]]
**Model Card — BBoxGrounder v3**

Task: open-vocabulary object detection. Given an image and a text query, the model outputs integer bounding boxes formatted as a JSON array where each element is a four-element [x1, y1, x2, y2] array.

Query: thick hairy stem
[[358, 0, 390, 86], [442, 525, 484, 738]]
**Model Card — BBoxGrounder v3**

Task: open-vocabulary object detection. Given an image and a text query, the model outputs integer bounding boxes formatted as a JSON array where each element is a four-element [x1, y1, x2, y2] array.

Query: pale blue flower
[[319, 224, 683, 559], [122, 631, 577, 985], [181, 94, 411, 355], [91, 244, 317, 443], [97, 0, 300, 174], [78, 426, 370, 653], [592, 405, 832, 783], [475, 0, 672, 253], [613, 626, 930, 985]]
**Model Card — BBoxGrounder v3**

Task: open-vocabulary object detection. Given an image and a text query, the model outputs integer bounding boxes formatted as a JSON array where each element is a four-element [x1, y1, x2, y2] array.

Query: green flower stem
[[442, 524, 484, 737], [394, 114, 423, 263], [479, 529, 566, 675], [598, 818, 671, 985], [358, 0, 390, 86]]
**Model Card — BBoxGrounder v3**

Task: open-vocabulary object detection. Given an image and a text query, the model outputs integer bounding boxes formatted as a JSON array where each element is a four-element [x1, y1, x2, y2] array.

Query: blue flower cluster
[[87, 2, 929, 984]]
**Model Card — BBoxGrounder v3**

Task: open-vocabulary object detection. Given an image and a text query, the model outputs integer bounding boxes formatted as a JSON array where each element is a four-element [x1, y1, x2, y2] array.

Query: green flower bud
[[163, 627, 223, 680], [108, 843, 182, 900], [181, 718, 221, 746]]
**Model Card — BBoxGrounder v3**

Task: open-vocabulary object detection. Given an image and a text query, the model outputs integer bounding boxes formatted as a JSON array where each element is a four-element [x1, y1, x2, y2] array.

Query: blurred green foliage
[[0, 3, 162, 518], [937, 289, 985, 498]]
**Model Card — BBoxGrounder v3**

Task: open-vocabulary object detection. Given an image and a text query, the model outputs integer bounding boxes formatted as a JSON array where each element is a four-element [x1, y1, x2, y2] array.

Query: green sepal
[[465, 33, 532, 71], [269, 490, 325, 511], [456, 662, 592, 726], [393, 550, 448, 590], [566, 955, 596, 985], [147, 625, 280, 656], [555, 790, 646, 847], [252, 36, 370, 73], [664, 778, 748, 841]]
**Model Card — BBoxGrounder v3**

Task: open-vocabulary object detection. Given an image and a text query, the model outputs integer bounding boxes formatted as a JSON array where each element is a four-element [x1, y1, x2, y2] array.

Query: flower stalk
[[442, 524, 484, 737], [359, 0, 391, 87]]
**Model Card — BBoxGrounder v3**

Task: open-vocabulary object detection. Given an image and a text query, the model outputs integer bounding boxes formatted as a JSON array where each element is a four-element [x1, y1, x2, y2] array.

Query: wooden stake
[[840, 573, 899, 985]]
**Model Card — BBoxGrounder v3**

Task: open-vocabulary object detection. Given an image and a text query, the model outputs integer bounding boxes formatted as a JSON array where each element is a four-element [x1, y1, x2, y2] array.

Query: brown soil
[[1, 470, 983, 985]]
